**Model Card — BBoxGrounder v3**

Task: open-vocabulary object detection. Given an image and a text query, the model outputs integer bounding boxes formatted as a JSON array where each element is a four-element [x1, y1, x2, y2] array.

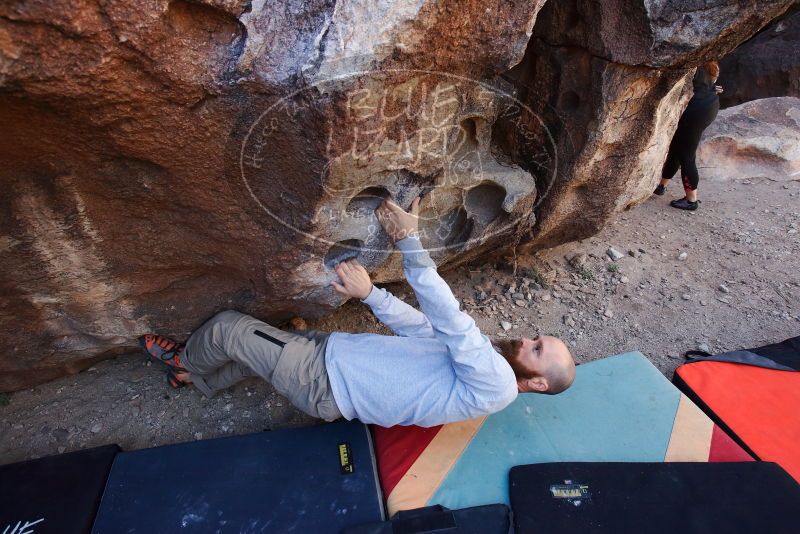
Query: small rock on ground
[[607, 247, 624, 261]]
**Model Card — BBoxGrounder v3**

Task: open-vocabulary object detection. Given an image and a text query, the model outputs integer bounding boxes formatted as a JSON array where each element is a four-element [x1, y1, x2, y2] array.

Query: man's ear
[[517, 376, 548, 393]]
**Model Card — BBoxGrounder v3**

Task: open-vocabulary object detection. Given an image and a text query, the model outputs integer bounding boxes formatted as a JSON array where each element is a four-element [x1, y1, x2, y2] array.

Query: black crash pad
[[510, 462, 800, 534], [0, 444, 119, 534], [343, 504, 512, 534]]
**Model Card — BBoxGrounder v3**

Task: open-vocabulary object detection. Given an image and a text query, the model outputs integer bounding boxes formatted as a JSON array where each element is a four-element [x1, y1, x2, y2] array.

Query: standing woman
[[654, 61, 722, 210]]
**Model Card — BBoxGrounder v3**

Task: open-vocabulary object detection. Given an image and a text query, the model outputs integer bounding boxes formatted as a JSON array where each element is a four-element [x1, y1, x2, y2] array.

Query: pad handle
[[392, 505, 456, 533]]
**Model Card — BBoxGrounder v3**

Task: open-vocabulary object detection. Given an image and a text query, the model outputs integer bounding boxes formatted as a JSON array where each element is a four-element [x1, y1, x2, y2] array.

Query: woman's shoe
[[670, 197, 699, 211], [653, 184, 666, 196]]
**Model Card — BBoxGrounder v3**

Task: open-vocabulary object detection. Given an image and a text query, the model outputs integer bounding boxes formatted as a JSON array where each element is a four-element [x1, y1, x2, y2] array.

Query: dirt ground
[[1, 176, 798, 465]]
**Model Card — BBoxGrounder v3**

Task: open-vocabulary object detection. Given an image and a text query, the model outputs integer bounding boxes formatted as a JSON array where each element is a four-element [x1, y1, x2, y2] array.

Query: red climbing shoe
[[138, 334, 186, 371]]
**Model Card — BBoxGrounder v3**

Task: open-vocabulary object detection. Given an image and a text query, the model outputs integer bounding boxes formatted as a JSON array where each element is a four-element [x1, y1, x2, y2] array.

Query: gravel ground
[[1, 176, 798, 465]]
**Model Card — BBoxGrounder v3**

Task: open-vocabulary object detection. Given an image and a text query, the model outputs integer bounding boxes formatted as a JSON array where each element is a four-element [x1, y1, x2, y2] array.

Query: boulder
[[697, 97, 800, 182], [719, 7, 800, 108], [0, 0, 795, 390], [0, 0, 546, 391], [529, 0, 795, 68], [509, 0, 795, 250]]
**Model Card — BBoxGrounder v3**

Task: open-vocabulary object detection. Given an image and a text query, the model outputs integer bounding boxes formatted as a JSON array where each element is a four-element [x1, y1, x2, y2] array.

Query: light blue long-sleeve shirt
[[324, 235, 518, 427]]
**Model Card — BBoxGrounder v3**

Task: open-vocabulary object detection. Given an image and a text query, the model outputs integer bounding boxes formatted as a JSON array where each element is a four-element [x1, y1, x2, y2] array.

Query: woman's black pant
[[661, 100, 719, 190]]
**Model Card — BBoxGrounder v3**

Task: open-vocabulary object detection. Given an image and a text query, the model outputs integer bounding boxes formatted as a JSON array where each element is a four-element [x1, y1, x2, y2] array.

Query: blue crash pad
[[92, 420, 384, 533]]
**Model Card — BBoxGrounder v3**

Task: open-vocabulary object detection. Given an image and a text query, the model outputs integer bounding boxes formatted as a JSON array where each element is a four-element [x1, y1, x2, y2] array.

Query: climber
[[139, 196, 575, 427], [654, 61, 723, 210]]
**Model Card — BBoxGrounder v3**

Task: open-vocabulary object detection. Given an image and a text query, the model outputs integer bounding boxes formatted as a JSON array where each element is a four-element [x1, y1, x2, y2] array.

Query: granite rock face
[[0, 0, 546, 390], [510, 0, 796, 249], [719, 7, 800, 108], [0, 0, 794, 390], [697, 97, 800, 182]]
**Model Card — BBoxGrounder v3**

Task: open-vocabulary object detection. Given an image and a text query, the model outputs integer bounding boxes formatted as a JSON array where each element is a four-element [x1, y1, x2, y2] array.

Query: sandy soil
[[1, 176, 798, 465]]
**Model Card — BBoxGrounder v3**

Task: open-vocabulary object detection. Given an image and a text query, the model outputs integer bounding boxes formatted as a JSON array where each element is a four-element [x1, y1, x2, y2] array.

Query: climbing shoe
[[139, 334, 186, 371], [670, 197, 699, 211]]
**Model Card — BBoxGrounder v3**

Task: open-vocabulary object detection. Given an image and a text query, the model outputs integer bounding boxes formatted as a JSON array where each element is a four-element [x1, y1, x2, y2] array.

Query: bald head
[[493, 335, 576, 395], [539, 336, 575, 394]]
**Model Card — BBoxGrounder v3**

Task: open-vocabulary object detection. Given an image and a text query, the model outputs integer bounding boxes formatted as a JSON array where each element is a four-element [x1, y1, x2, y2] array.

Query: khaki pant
[[182, 310, 342, 421]]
